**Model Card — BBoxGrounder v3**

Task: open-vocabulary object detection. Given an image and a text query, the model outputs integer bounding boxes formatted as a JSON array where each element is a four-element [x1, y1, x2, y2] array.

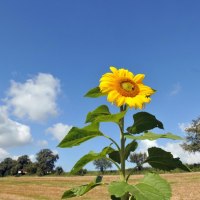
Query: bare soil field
[[0, 172, 199, 200]]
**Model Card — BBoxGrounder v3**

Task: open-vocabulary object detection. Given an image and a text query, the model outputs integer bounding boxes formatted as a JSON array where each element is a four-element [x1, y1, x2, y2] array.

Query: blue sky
[[0, 0, 200, 171]]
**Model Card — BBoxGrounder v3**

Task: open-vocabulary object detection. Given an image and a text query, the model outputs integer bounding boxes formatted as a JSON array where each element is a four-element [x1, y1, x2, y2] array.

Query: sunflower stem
[[119, 106, 126, 181], [119, 105, 128, 200]]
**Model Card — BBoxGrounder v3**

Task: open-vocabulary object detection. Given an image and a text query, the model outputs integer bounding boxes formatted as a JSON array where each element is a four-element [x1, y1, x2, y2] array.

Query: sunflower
[[99, 66, 155, 109]]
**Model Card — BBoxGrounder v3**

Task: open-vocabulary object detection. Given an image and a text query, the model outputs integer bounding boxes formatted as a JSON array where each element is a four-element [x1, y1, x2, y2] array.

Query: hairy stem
[[119, 105, 128, 200]]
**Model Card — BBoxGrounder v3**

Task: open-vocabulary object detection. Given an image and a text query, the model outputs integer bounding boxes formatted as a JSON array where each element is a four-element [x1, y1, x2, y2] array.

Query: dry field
[[0, 172, 199, 200]]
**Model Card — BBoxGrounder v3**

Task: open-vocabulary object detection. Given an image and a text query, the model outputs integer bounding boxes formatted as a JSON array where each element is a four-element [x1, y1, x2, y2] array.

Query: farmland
[[0, 172, 199, 200]]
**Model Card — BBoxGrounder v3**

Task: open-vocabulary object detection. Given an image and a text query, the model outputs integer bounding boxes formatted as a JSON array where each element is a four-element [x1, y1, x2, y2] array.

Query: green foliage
[[58, 123, 103, 148], [84, 87, 106, 98], [132, 173, 171, 200], [70, 147, 114, 174], [127, 112, 164, 134], [124, 141, 138, 160], [25, 163, 37, 175], [145, 147, 191, 172], [129, 152, 147, 170], [86, 104, 127, 124], [55, 166, 64, 175], [109, 173, 171, 200], [62, 176, 103, 199], [109, 140, 138, 166], [0, 150, 62, 177], [93, 158, 112, 173], [85, 105, 110, 123], [181, 116, 200, 152], [0, 158, 16, 177], [125, 132, 182, 140], [109, 150, 121, 164], [75, 168, 87, 176], [36, 149, 59, 176], [108, 181, 132, 198], [17, 155, 31, 171]]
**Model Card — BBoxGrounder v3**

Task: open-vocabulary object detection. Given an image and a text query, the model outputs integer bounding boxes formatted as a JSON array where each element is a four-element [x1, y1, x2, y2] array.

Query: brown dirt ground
[[0, 172, 199, 200]]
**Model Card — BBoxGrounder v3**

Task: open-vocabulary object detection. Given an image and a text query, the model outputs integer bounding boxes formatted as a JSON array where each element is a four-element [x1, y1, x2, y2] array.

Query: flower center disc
[[118, 80, 139, 97], [121, 82, 134, 92]]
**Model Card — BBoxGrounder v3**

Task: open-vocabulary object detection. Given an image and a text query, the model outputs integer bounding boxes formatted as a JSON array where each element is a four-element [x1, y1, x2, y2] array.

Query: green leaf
[[109, 150, 121, 164], [85, 105, 111, 123], [130, 173, 171, 200], [124, 132, 182, 141], [95, 175, 103, 183], [124, 140, 138, 160], [108, 141, 138, 163], [58, 123, 103, 148], [108, 181, 132, 198], [84, 87, 106, 98], [93, 110, 127, 124], [127, 112, 164, 134], [85, 104, 127, 124], [70, 147, 114, 174], [62, 176, 103, 199], [109, 173, 171, 200], [145, 147, 191, 172]]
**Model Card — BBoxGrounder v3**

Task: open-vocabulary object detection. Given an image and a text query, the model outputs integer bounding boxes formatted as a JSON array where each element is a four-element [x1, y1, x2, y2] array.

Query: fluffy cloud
[[0, 106, 32, 148], [178, 122, 190, 132], [46, 123, 72, 141], [139, 140, 158, 152], [0, 148, 10, 161], [29, 154, 36, 162], [138, 140, 200, 164], [12, 154, 36, 162], [5, 73, 60, 122], [163, 142, 200, 164]]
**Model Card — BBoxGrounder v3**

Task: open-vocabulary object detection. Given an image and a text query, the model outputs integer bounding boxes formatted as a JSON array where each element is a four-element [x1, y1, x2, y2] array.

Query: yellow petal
[[107, 90, 119, 102], [116, 95, 125, 107], [110, 66, 118, 74], [133, 74, 145, 83]]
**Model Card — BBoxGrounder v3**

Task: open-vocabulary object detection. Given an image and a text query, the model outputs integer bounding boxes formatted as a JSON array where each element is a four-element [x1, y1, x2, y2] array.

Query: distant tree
[[25, 163, 37, 175], [129, 152, 147, 170], [181, 116, 200, 152], [0, 158, 16, 177], [93, 158, 112, 173], [16, 155, 31, 174], [76, 168, 87, 176], [10, 164, 19, 176], [36, 149, 59, 176], [55, 166, 64, 175]]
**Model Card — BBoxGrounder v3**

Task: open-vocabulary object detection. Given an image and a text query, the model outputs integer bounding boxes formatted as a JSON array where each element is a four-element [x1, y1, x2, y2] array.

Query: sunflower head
[[99, 66, 155, 109]]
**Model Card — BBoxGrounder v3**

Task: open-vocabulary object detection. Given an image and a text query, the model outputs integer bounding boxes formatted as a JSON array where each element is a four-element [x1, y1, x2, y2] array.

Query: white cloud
[[170, 82, 181, 96], [29, 154, 36, 162], [46, 123, 72, 141], [52, 149, 59, 156], [162, 142, 200, 164], [139, 140, 158, 152], [0, 106, 32, 148], [0, 148, 10, 161], [12, 154, 36, 162], [37, 140, 48, 147], [178, 122, 190, 132], [5, 73, 60, 122], [138, 140, 200, 164]]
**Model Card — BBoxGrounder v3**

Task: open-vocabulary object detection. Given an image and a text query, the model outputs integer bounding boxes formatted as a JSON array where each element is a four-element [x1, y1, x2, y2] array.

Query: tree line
[[0, 149, 63, 177]]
